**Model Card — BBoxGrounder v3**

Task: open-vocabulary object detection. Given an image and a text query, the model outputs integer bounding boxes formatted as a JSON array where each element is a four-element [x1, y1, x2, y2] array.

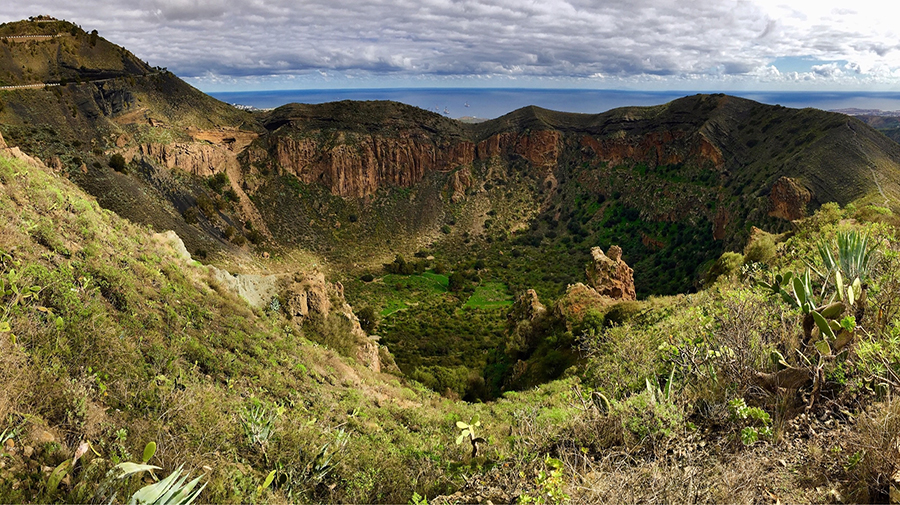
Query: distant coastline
[[207, 88, 900, 120]]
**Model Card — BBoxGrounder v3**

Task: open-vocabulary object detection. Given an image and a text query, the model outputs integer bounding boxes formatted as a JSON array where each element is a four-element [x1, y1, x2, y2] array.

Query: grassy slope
[[4, 151, 900, 503], [0, 152, 582, 503]]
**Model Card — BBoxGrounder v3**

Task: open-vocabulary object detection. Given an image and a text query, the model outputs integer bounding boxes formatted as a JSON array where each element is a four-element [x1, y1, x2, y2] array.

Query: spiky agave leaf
[[127, 465, 206, 505]]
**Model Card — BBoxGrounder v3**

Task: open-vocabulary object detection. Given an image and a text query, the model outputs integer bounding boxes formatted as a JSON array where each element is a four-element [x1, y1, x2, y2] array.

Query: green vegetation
[[463, 282, 513, 309], [6, 122, 900, 502]]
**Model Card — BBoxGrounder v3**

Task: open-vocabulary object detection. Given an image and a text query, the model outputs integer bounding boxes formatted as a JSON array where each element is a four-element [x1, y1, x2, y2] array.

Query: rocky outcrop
[[282, 272, 384, 372], [0, 131, 46, 169], [768, 176, 811, 221], [585, 246, 636, 301], [476, 130, 561, 172], [138, 142, 237, 178], [506, 289, 547, 354], [554, 282, 610, 323], [284, 272, 332, 320], [448, 167, 473, 203], [151, 231, 382, 371], [186, 127, 259, 152]]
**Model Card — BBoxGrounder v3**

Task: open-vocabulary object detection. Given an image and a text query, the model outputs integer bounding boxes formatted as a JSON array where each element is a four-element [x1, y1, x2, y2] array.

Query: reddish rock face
[[269, 129, 559, 198], [272, 134, 476, 198], [475, 130, 560, 169], [139, 142, 237, 177], [579, 131, 724, 170], [713, 206, 730, 240], [448, 167, 473, 203], [768, 176, 811, 221]]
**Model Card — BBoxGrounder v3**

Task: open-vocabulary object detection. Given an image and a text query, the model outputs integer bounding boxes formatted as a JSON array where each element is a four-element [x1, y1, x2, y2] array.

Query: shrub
[[108, 154, 127, 173], [845, 400, 900, 501], [183, 207, 199, 225], [197, 195, 216, 218], [356, 306, 378, 334], [208, 172, 230, 193], [743, 234, 776, 264], [706, 251, 744, 284], [608, 389, 684, 455], [223, 189, 239, 202], [247, 229, 263, 245]]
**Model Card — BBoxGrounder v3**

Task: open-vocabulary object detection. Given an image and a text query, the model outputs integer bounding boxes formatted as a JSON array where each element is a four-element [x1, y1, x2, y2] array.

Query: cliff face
[[267, 134, 475, 198], [138, 142, 237, 177], [579, 131, 724, 170], [259, 129, 562, 198]]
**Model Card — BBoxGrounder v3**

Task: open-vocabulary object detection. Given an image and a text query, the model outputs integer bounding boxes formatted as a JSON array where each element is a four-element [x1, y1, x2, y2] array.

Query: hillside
[[5, 17, 900, 401], [3, 135, 900, 503]]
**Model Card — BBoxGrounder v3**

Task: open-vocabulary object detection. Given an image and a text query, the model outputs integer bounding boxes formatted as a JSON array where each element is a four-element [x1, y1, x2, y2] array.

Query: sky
[[3, 0, 900, 93]]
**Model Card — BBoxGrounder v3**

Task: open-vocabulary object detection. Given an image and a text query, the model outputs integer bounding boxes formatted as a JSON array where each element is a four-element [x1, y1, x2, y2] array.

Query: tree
[[108, 153, 126, 173], [448, 272, 466, 292], [356, 306, 378, 334]]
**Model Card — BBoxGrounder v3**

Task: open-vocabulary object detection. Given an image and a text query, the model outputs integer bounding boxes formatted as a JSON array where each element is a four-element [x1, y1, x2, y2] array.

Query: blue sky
[[2, 0, 900, 93]]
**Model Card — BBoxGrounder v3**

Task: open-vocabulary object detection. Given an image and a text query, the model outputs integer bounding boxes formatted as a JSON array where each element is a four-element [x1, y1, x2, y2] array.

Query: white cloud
[[1, 0, 900, 90]]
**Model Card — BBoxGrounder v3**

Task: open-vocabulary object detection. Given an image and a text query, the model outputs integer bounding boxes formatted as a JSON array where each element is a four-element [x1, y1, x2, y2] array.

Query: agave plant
[[836, 231, 876, 282], [125, 464, 207, 505]]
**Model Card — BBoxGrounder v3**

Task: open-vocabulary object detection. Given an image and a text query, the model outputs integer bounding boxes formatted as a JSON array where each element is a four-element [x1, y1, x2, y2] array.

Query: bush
[[706, 251, 744, 284], [844, 400, 900, 501], [182, 207, 199, 225], [247, 229, 263, 245], [608, 389, 684, 455], [208, 172, 230, 193], [744, 234, 776, 264], [108, 153, 127, 173], [356, 306, 378, 334], [197, 195, 216, 218]]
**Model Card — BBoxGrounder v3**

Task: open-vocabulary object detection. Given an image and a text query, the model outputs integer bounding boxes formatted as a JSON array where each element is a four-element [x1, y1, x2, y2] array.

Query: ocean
[[207, 88, 900, 120]]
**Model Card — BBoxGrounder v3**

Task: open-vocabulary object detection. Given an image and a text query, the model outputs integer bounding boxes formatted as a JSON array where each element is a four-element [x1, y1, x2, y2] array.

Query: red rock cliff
[[273, 134, 475, 198], [268, 129, 561, 198], [579, 131, 724, 169]]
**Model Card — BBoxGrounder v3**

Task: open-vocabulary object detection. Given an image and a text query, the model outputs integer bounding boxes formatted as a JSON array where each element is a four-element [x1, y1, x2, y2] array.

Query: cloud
[[1, 0, 900, 90]]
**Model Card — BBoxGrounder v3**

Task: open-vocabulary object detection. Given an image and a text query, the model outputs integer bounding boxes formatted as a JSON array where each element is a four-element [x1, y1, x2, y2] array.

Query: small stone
[[3, 439, 14, 451], [23, 446, 33, 458]]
